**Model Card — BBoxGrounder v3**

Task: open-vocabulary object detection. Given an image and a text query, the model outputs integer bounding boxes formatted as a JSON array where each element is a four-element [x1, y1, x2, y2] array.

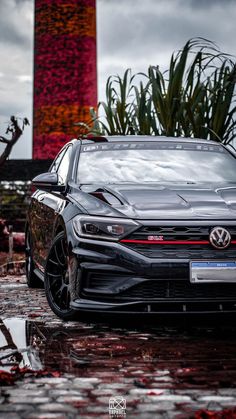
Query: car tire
[[44, 232, 78, 321], [25, 229, 44, 288]]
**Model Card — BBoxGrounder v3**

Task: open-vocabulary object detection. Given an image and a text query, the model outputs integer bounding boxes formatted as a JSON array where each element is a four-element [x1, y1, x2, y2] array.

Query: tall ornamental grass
[[89, 38, 236, 144]]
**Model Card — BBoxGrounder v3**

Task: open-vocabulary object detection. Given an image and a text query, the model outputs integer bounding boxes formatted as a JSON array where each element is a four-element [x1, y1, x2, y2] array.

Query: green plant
[[89, 38, 236, 144]]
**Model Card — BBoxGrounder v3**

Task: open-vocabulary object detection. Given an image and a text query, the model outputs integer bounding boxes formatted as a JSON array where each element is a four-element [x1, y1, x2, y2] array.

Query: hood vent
[[89, 188, 123, 206]]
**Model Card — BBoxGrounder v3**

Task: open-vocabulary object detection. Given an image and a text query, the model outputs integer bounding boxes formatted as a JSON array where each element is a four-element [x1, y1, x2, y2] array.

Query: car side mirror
[[32, 172, 65, 192]]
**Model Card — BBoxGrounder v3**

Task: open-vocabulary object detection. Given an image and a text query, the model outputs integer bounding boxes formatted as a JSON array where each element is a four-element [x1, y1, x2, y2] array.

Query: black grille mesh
[[129, 226, 236, 241], [119, 280, 236, 300], [84, 273, 236, 301], [123, 243, 236, 259], [124, 225, 236, 259]]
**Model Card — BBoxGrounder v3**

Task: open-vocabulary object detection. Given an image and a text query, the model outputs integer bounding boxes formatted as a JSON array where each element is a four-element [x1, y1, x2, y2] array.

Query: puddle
[[0, 318, 43, 372], [1, 317, 236, 388]]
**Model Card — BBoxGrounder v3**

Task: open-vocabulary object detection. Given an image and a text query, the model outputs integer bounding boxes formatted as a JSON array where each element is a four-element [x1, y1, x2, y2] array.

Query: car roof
[[77, 135, 221, 146]]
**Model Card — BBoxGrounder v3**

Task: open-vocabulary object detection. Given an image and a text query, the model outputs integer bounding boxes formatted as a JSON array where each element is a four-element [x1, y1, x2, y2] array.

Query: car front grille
[[129, 226, 236, 241], [122, 225, 236, 259], [122, 243, 236, 259], [119, 280, 236, 300], [83, 273, 236, 301]]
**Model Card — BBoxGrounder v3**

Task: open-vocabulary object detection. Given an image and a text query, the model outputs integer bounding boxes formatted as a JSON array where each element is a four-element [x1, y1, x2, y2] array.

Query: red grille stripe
[[120, 239, 236, 245]]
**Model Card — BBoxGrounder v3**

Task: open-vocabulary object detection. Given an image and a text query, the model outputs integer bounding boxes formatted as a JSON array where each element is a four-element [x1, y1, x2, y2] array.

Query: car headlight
[[72, 215, 139, 241]]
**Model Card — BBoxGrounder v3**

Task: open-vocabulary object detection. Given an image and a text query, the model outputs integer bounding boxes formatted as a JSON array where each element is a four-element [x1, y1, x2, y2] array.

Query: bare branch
[[0, 136, 9, 144], [0, 116, 30, 170]]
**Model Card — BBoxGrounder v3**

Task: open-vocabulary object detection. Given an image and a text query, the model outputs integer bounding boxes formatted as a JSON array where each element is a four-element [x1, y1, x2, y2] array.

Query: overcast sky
[[0, 0, 236, 159]]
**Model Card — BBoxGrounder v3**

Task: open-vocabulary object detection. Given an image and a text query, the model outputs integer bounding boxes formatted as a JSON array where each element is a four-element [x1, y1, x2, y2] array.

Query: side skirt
[[33, 268, 44, 283]]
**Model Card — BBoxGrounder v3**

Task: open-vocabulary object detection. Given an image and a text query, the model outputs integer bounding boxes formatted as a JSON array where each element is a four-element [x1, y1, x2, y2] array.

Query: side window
[[57, 146, 72, 185]]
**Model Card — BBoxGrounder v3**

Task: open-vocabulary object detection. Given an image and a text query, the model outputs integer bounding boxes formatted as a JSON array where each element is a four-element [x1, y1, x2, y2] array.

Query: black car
[[26, 136, 236, 320]]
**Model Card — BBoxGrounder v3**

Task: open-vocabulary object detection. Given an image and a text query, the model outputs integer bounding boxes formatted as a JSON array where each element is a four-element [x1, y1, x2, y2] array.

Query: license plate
[[190, 261, 236, 283]]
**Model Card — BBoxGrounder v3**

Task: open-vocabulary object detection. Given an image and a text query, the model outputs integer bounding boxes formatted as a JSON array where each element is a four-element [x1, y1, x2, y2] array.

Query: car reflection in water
[[0, 318, 95, 375], [2, 318, 236, 389], [0, 318, 43, 372]]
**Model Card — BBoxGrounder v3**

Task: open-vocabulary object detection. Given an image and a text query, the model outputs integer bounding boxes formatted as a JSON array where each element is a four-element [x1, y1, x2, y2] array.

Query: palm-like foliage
[[96, 70, 134, 135], [89, 38, 236, 144]]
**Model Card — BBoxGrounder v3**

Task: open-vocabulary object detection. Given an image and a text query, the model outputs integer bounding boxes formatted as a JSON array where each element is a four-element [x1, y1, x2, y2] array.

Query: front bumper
[[69, 237, 236, 315]]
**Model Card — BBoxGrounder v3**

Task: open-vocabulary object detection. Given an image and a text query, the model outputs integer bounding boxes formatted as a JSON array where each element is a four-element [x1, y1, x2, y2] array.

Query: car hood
[[71, 183, 236, 220]]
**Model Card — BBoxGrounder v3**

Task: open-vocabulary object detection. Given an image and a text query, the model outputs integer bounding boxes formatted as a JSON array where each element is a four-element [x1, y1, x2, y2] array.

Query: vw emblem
[[209, 227, 231, 249]]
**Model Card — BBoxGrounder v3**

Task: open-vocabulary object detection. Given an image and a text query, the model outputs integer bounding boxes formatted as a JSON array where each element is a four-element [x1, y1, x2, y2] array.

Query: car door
[[32, 145, 72, 270]]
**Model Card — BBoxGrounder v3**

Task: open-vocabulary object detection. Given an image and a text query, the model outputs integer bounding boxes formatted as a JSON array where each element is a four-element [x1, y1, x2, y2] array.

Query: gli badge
[[147, 235, 164, 241], [209, 227, 231, 249]]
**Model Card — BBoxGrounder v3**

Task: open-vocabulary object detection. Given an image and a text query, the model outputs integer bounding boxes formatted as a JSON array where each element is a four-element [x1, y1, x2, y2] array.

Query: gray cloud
[[0, 0, 32, 47], [187, 0, 236, 8], [97, 0, 236, 60], [0, 24, 28, 46], [97, 0, 236, 100]]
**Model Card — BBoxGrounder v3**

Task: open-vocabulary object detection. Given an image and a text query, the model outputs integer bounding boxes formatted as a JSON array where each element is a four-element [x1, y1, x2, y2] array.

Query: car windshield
[[77, 141, 236, 184]]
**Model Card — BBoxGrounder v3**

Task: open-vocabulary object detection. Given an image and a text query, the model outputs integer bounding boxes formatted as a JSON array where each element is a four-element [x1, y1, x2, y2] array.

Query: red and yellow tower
[[33, 0, 97, 159]]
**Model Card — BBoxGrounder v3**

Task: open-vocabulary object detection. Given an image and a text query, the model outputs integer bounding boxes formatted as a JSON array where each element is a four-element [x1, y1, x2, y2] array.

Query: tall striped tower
[[33, 0, 97, 159]]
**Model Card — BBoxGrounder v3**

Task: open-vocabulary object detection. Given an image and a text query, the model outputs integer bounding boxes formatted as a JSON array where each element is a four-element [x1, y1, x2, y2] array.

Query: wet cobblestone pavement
[[1, 276, 236, 418]]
